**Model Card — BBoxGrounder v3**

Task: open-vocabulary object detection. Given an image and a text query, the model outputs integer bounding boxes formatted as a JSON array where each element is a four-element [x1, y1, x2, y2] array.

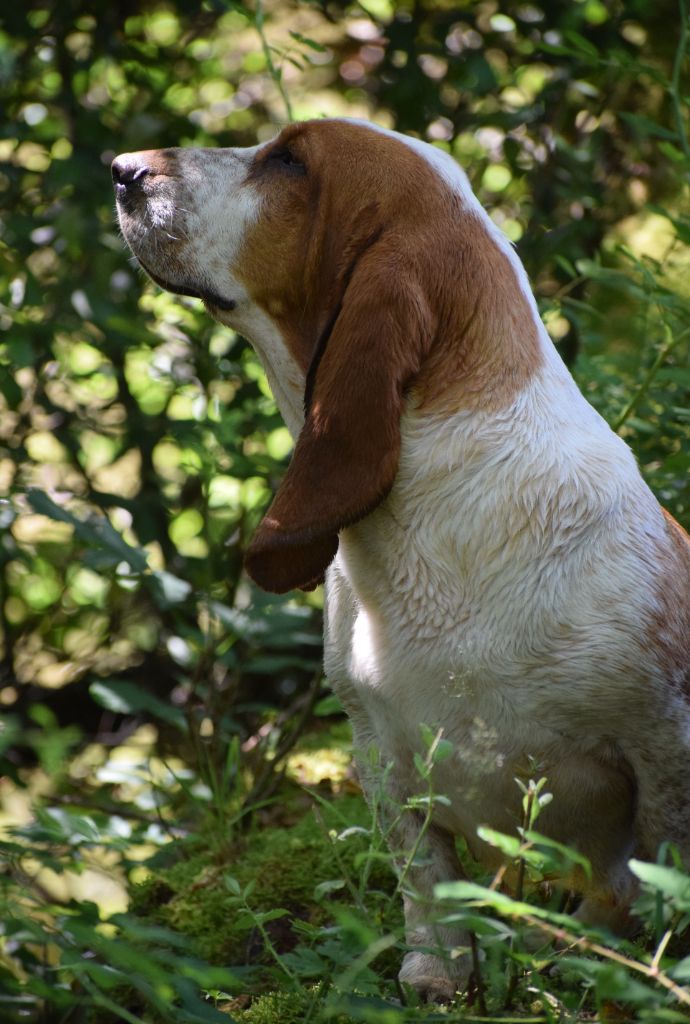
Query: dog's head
[[114, 119, 541, 593]]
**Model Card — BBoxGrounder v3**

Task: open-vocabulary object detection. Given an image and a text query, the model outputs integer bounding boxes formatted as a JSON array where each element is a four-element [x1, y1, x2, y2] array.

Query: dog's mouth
[[137, 255, 236, 312]]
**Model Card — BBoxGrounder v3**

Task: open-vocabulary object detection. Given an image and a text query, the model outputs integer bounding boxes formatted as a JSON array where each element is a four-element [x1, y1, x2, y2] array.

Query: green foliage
[[1, 0, 690, 1020], [0, 866, 244, 1023], [128, 792, 395, 966], [237, 988, 315, 1024]]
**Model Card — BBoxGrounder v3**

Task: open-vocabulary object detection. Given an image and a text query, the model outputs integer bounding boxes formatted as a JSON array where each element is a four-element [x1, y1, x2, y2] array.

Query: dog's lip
[[137, 256, 236, 311], [201, 292, 236, 312]]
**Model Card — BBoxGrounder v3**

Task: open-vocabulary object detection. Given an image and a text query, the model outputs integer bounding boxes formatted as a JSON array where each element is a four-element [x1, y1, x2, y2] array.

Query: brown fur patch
[[411, 213, 543, 413], [233, 120, 545, 591], [652, 509, 690, 696], [235, 121, 543, 406], [244, 237, 435, 593]]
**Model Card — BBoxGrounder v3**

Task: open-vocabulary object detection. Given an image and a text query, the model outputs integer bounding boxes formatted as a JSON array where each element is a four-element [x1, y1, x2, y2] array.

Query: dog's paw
[[398, 950, 470, 1004]]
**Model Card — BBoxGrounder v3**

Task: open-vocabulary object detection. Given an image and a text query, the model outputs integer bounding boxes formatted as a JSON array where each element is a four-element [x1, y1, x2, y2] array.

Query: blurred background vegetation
[[1, 0, 689, 1020]]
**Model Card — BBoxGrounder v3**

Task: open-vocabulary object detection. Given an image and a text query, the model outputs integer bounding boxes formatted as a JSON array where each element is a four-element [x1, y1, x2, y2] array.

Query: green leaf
[[249, 908, 289, 925], [435, 879, 524, 911], [433, 738, 454, 763], [0, 366, 22, 407], [476, 825, 522, 859], [560, 957, 658, 1005], [281, 946, 327, 977], [619, 112, 678, 141], [413, 751, 429, 779], [656, 366, 690, 387], [658, 141, 687, 163], [313, 693, 343, 717], [522, 829, 592, 879], [148, 569, 192, 606], [89, 680, 186, 729], [208, 600, 268, 638], [629, 859, 690, 909], [671, 955, 690, 981], [47, 808, 101, 843], [26, 491, 149, 572], [68, 958, 127, 990], [419, 723, 436, 749], [563, 30, 599, 58], [288, 30, 327, 52], [224, 875, 241, 896], [434, 879, 608, 938], [554, 254, 577, 277], [314, 879, 346, 901], [26, 806, 101, 846]]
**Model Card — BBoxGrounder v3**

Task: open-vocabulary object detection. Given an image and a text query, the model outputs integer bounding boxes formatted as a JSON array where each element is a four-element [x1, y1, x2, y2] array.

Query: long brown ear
[[245, 242, 434, 593]]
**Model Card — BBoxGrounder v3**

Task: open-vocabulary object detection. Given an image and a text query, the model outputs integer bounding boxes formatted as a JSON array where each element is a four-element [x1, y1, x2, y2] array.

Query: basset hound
[[113, 118, 690, 1002]]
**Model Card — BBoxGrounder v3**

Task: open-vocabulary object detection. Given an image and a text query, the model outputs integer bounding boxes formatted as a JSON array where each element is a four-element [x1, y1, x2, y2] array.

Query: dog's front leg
[[351, 732, 472, 1003], [393, 815, 473, 1003], [324, 577, 471, 1001]]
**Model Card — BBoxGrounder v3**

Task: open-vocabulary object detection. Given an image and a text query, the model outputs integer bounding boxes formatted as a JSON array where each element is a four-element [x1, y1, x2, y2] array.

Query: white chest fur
[[323, 343, 665, 873]]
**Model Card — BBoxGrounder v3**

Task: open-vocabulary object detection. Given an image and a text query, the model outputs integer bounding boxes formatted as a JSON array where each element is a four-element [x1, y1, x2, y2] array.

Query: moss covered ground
[[131, 789, 393, 962]]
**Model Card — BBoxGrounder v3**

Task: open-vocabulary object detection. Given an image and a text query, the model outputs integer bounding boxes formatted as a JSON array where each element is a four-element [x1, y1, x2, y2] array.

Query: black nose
[[111, 155, 150, 190]]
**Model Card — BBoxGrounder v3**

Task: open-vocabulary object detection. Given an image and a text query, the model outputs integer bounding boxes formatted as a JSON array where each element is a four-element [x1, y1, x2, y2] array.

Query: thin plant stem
[[390, 789, 435, 901], [651, 928, 674, 971], [469, 929, 488, 1016], [504, 785, 536, 1010], [671, 0, 690, 159], [391, 736, 442, 901], [333, 932, 399, 995], [243, 898, 299, 984], [80, 976, 147, 1024], [304, 976, 333, 1023], [241, 670, 322, 813], [254, 0, 293, 122], [612, 325, 690, 432]]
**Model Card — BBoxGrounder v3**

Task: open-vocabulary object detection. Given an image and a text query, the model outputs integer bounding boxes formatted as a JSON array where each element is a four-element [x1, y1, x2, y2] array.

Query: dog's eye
[[267, 147, 306, 175]]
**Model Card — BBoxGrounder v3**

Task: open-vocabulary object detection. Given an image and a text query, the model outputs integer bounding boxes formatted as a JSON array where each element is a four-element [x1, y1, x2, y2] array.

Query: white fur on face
[[115, 141, 306, 434], [116, 144, 263, 307]]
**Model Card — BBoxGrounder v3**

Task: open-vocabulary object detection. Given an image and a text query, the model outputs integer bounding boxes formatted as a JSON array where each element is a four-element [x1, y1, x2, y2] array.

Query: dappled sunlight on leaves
[[1, 0, 689, 1019]]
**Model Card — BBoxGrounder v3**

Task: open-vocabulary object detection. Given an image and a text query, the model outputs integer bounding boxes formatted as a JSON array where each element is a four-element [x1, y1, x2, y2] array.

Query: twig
[[519, 912, 690, 1007]]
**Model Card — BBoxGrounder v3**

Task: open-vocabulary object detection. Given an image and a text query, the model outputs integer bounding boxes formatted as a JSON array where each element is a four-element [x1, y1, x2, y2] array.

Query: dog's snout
[[111, 155, 151, 194]]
